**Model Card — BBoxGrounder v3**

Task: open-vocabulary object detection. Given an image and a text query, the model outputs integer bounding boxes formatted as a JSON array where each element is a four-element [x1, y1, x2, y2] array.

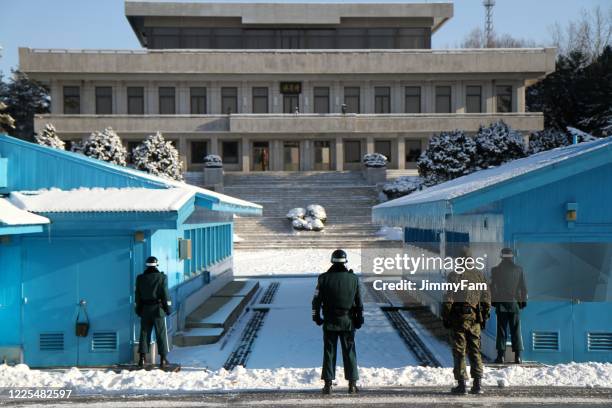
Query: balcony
[[35, 113, 544, 135]]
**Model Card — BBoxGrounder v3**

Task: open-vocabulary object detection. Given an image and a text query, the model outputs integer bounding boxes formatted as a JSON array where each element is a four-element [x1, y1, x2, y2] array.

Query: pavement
[[3, 387, 612, 407]]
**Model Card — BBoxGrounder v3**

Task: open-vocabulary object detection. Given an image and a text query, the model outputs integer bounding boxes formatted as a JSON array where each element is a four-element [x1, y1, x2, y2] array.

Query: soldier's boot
[[322, 380, 333, 395], [470, 378, 484, 395], [495, 350, 505, 364], [159, 356, 170, 369], [137, 354, 146, 368], [348, 380, 359, 394], [514, 351, 522, 364], [451, 379, 468, 395]]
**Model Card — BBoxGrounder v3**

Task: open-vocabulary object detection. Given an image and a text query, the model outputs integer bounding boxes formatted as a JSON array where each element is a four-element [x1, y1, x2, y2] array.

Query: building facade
[[20, 1, 556, 172]]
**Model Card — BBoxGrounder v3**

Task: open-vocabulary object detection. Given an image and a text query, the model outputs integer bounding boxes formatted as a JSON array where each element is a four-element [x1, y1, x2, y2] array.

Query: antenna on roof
[[483, 0, 495, 48]]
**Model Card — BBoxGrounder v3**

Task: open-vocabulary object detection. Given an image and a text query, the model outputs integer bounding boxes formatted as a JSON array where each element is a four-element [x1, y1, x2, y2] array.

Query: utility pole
[[483, 0, 495, 48]]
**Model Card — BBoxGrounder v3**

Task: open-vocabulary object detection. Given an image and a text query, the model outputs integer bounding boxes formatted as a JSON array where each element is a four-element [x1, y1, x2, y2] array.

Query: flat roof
[[125, 1, 453, 29]]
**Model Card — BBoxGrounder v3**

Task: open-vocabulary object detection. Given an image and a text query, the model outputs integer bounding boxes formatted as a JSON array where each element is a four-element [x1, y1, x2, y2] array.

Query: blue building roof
[[373, 137, 612, 227], [0, 134, 262, 215]]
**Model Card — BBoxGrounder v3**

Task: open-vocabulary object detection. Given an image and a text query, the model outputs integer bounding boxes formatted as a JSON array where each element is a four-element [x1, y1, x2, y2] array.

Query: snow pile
[[362, 153, 388, 168], [287, 204, 327, 231], [34, 123, 64, 150], [381, 176, 424, 201], [377, 226, 404, 241], [132, 131, 184, 181], [73, 127, 127, 166], [1, 362, 611, 394], [0, 198, 50, 226], [203, 154, 223, 168]]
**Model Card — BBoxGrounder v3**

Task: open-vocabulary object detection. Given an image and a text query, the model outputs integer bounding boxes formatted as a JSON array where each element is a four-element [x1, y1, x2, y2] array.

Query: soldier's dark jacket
[[442, 268, 491, 325], [135, 267, 172, 318], [312, 263, 363, 331], [490, 259, 527, 313]]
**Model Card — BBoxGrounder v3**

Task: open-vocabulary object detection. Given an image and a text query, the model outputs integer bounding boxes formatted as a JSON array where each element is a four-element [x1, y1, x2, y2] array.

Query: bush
[[74, 127, 127, 166], [417, 130, 477, 186], [34, 123, 64, 150], [132, 131, 184, 181], [473, 121, 527, 169]]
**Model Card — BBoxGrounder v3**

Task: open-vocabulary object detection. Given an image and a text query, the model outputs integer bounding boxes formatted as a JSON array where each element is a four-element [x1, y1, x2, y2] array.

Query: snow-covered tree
[[529, 127, 597, 154], [567, 126, 597, 143], [417, 130, 477, 186], [0, 101, 15, 132], [382, 176, 424, 200], [474, 121, 527, 169], [132, 131, 183, 181], [75, 127, 127, 166], [34, 123, 64, 150]]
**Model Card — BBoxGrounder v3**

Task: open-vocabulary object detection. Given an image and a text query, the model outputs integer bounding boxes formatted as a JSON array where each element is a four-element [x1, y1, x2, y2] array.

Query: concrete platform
[[173, 280, 259, 346]]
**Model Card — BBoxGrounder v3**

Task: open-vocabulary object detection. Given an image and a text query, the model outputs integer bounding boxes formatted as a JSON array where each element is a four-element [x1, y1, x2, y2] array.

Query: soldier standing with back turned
[[312, 249, 364, 395], [442, 247, 491, 395], [490, 247, 527, 364], [135, 256, 172, 369]]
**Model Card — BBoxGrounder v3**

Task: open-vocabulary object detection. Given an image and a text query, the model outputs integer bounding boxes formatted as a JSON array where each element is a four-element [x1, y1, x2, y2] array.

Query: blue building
[[0, 134, 261, 367], [373, 138, 612, 364]]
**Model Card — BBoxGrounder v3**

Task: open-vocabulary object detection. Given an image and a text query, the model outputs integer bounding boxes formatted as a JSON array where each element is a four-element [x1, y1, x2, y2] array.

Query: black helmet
[[331, 249, 348, 264], [145, 256, 159, 267], [501, 247, 514, 258]]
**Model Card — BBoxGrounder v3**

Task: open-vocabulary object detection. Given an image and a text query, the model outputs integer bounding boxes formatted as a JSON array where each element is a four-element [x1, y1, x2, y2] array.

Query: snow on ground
[[2, 363, 612, 394], [376, 226, 404, 241], [233, 248, 362, 276]]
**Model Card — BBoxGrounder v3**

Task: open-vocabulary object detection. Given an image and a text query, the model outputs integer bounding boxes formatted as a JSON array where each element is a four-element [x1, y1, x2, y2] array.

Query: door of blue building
[[22, 236, 133, 367]]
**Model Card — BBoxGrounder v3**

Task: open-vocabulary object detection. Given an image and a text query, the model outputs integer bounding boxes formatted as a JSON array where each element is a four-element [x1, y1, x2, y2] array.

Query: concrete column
[[335, 136, 344, 171], [82, 81, 94, 114], [455, 81, 465, 114], [271, 82, 281, 113], [241, 138, 250, 172], [50, 81, 62, 114], [364, 81, 373, 113], [393, 80, 402, 113], [210, 86, 221, 114], [366, 136, 375, 154], [333, 80, 341, 113], [273, 140, 283, 171], [115, 82, 126, 114], [178, 84, 189, 114], [485, 80, 495, 113], [210, 135, 219, 155], [397, 137, 406, 170], [146, 82, 158, 115], [516, 82, 526, 113], [240, 81, 248, 114], [302, 80, 310, 113], [423, 82, 433, 113]]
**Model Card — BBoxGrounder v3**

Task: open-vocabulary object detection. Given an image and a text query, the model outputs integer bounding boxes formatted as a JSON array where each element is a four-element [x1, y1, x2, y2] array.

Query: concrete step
[[173, 280, 259, 346]]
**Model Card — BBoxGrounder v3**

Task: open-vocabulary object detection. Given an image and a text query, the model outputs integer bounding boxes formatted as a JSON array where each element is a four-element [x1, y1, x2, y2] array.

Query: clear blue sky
[[0, 0, 609, 76]]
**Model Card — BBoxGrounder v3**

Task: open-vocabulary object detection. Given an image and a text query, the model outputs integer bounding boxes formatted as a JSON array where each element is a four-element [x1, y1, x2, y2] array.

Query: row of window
[[62, 84, 514, 115], [147, 27, 431, 50]]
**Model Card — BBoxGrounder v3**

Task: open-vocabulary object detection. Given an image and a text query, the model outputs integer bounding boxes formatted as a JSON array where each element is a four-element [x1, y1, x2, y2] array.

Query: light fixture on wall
[[566, 202, 578, 227], [134, 231, 145, 242]]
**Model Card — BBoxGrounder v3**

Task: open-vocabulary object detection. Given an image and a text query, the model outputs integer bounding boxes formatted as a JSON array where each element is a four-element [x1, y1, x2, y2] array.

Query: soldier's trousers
[[451, 321, 483, 380], [322, 330, 358, 381], [496, 311, 523, 352], [138, 316, 169, 357]]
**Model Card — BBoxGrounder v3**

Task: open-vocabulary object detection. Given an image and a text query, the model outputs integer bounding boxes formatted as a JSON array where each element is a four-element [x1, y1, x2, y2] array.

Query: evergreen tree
[[417, 130, 477, 186], [0, 70, 49, 140], [474, 121, 527, 169], [528, 128, 571, 154], [75, 127, 127, 166], [132, 132, 184, 181], [34, 123, 65, 150]]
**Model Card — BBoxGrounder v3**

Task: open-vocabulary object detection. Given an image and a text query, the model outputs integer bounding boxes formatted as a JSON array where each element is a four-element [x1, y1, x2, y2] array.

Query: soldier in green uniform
[[491, 247, 527, 364], [312, 249, 364, 395], [442, 247, 491, 395], [135, 256, 172, 369]]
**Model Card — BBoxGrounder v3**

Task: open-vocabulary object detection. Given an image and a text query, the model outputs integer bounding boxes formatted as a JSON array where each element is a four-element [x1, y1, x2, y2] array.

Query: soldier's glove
[[354, 312, 364, 330], [519, 301, 527, 309], [313, 315, 324, 326], [135, 305, 143, 318]]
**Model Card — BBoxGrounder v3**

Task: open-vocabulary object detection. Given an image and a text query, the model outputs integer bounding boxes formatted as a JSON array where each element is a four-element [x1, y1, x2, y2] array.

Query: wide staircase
[[220, 171, 393, 249]]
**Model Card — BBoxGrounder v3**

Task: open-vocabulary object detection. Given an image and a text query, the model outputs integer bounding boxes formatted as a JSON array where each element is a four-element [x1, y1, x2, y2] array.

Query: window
[[306, 30, 336, 49], [435, 86, 452, 113], [406, 140, 422, 163], [313, 87, 330, 114], [283, 94, 299, 113], [369, 29, 395, 49], [127, 87, 144, 115], [496, 85, 513, 113], [375, 140, 392, 163], [244, 30, 276, 49], [151, 27, 180, 48], [190, 87, 207, 114], [216, 28, 242, 48], [252, 87, 269, 113], [375, 87, 391, 114], [466, 86, 482, 113], [337, 29, 366, 49], [344, 140, 362, 163], [159, 87, 176, 114], [182, 28, 212, 48], [344, 87, 360, 113], [222, 141, 239, 164], [405, 86, 421, 113], [398, 28, 429, 49], [95, 87, 112, 115], [221, 87, 238, 114], [63, 86, 80, 114], [190, 140, 208, 164]]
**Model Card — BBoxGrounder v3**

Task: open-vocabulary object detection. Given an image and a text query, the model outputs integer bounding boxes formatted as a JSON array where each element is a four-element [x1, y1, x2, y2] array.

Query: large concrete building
[[20, 1, 555, 172]]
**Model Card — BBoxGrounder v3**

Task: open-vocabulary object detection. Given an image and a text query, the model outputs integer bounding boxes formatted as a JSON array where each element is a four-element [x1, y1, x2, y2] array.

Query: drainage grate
[[223, 310, 269, 370], [259, 282, 280, 304], [532, 331, 560, 351], [92, 331, 118, 351], [39, 332, 64, 351], [588, 332, 612, 352]]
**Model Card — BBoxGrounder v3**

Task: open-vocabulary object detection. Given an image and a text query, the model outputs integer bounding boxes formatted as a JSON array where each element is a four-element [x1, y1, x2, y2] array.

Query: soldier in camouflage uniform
[[312, 249, 364, 395], [442, 247, 491, 395]]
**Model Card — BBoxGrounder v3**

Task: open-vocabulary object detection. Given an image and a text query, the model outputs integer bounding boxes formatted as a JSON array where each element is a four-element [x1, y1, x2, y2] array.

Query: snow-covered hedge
[[34, 123, 64, 150], [203, 154, 223, 168], [287, 204, 327, 231], [362, 153, 388, 168], [529, 127, 597, 154], [417, 129, 476, 186], [474, 121, 527, 169], [381, 176, 424, 201], [73, 127, 127, 166], [132, 131, 184, 181]]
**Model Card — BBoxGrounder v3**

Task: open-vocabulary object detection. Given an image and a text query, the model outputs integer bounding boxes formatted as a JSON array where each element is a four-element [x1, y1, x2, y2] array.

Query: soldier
[[442, 247, 491, 395], [135, 256, 172, 369], [490, 247, 527, 364], [312, 249, 364, 395]]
